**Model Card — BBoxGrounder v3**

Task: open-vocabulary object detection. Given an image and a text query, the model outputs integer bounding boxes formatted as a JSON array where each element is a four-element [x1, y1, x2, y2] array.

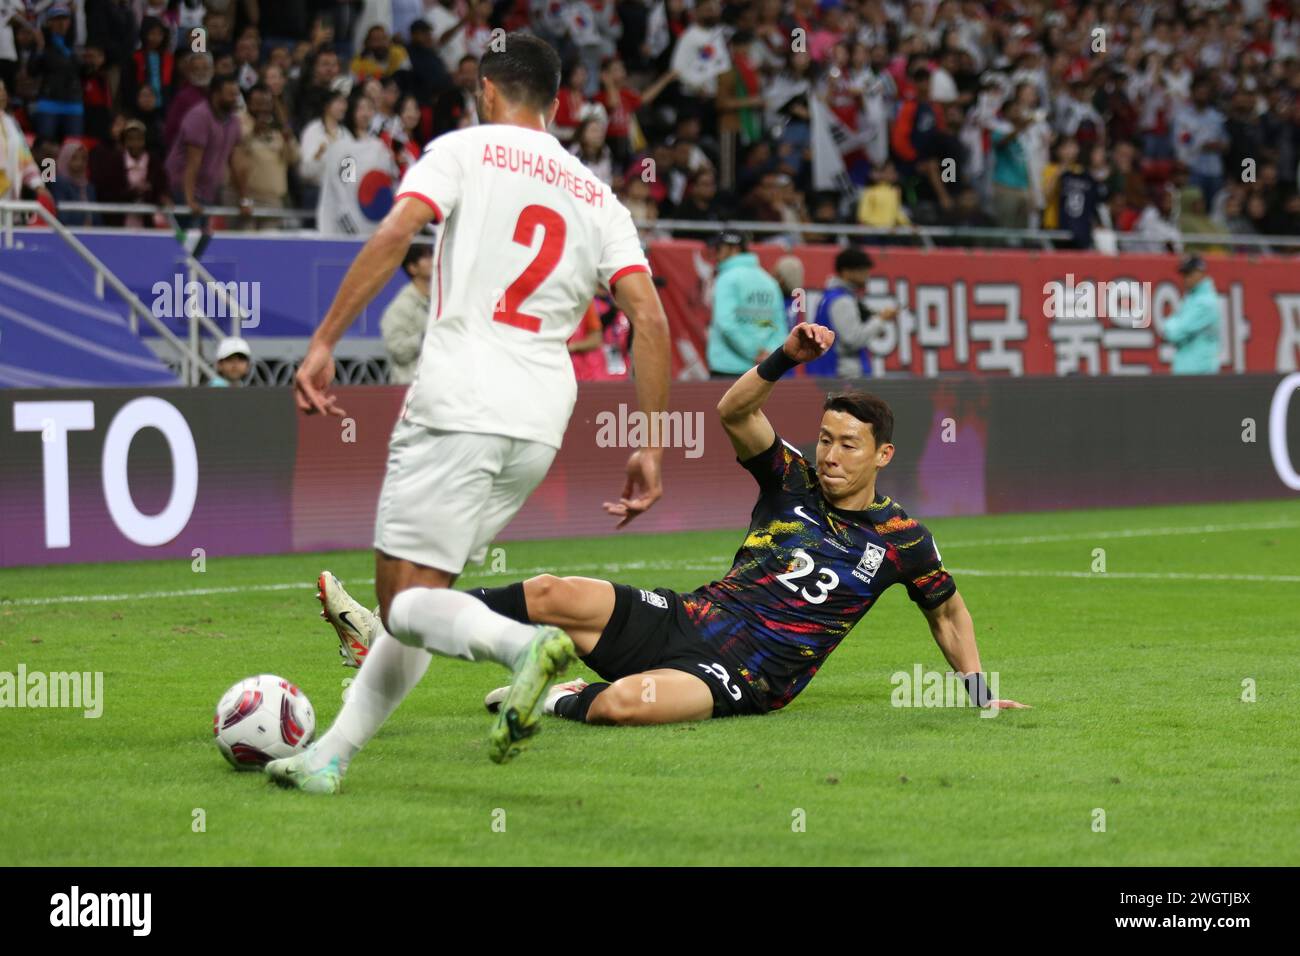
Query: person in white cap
[[209, 336, 250, 387]]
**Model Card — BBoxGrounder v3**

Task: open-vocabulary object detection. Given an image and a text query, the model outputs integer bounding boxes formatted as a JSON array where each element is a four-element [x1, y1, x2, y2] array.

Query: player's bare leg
[[585, 669, 713, 725]]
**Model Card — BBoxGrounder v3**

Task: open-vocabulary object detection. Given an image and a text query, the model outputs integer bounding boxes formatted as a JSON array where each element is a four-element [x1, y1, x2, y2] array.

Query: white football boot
[[265, 746, 343, 795], [485, 677, 589, 716], [317, 571, 377, 668]]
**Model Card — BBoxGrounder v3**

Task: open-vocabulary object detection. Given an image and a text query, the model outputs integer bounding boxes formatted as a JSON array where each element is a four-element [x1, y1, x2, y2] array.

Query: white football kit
[[373, 123, 651, 573]]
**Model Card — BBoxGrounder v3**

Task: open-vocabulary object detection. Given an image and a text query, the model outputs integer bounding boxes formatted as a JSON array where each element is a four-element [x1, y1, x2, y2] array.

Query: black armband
[[962, 672, 993, 708], [756, 349, 798, 382]]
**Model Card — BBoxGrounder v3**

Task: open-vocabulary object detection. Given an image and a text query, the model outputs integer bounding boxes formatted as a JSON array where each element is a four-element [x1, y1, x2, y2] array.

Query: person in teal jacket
[[1160, 255, 1222, 375], [705, 231, 787, 377]]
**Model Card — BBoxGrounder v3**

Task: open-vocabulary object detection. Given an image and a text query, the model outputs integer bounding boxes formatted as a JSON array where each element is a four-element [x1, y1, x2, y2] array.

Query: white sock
[[310, 623, 431, 774], [387, 587, 536, 668]]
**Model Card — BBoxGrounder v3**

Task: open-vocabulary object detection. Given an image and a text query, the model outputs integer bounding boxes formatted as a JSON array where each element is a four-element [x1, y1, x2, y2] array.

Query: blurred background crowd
[[2, 0, 1300, 251]]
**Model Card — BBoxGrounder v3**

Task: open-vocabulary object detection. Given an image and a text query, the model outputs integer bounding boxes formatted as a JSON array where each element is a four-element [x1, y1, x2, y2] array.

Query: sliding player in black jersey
[[318, 321, 1025, 740]]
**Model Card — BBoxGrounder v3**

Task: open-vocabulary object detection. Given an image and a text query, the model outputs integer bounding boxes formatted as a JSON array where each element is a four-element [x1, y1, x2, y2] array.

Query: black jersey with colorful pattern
[[679, 434, 956, 712]]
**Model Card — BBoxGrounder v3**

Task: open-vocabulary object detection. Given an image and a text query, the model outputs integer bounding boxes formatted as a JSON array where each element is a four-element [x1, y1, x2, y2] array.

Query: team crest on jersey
[[639, 588, 668, 610], [851, 543, 888, 583]]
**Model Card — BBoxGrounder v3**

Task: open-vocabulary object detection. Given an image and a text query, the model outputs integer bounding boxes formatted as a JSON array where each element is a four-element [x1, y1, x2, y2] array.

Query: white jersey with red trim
[[393, 123, 651, 448]]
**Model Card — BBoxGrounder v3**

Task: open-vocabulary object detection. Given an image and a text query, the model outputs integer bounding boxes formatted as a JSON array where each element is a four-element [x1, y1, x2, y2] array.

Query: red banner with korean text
[[646, 241, 1300, 377]]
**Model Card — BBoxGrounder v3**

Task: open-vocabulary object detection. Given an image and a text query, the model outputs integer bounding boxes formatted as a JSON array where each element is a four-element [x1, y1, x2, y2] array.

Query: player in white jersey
[[268, 33, 672, 793]]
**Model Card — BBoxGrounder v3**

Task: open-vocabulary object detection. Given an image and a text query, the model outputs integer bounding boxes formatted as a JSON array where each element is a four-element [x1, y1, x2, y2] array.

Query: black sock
[[553, 682, 610, 722], [466, 582, 530, 623]]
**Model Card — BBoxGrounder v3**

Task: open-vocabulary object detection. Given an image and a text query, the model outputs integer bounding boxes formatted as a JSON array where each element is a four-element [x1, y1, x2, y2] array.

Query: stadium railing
[[0, 199, 219, 384], [9, 201, 1300, 252]]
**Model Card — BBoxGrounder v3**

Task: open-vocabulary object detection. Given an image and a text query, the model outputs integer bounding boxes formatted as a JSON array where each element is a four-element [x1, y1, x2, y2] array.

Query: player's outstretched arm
[[606, 270, 672, 527], [294, 197, 437, 416], [921, 592, 1029, 710], [716, 322, 835, 460]]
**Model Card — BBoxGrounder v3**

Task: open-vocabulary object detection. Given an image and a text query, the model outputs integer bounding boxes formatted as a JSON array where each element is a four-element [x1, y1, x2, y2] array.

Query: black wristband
[[962, 672, 992, 708], [756, 349, 798, 382]]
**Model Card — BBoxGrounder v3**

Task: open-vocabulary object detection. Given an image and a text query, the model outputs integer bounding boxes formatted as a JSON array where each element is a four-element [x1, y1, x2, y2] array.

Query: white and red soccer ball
[[213, 675, 316, 770]]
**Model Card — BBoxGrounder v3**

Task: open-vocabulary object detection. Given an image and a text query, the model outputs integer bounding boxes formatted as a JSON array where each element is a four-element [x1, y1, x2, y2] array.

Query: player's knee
[[522, 573, 563, 617], [587, 679, 646, 725]]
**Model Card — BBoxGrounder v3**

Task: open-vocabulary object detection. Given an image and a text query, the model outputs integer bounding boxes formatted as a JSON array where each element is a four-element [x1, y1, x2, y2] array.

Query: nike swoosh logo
[[793, 506, 819, 525], [338, 611, 361, 635]]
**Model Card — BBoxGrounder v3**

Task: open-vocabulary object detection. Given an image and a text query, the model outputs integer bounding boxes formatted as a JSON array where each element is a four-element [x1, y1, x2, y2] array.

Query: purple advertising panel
[[1, 388, 296, 566], [2, 376, 1297, 567]]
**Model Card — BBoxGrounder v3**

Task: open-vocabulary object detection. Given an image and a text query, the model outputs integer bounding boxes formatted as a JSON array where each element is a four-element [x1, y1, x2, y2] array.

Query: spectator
[[806, 246, 895, 378], [30, 5, 83, 141], [293, 47, 343, 131], [705, 229, 785, 378], [237, 84, 298, 224], [165, 73, 247, 224], [1173, 75, 1228, 207], [1056, 139, 1103, 249], [350, 25, 408, 83], [210, 335, 251, 387], [380, 243, 432, 386], [232, 27, 262, 93], [51, 139, 99, 226], [715, 29, 763, 188], [1158, 255, 1222, 375], [130, 79, 165, 154], [431, 53, 477, 136], [552, 61, 592, 145], [381, 93, 422, 174], [670, 0, 729, 129], [404, 17, 452, 106], [298, 88, 347, 210], [595, 56, 674, 166], [857, 159, 910, 233], [260, 61, 294, 131], [164, 52, 212, 149], [1133, 187, 1182, 253], [668, 166, 724, 234], [570, 115, 613, 185], [771, 254, 805, 330], [125, 16, 172, 112], [989, 102, 1033, 229], [90, 115, 168, 226], [568, 302, 607, 381], [80, 44, 112, 144], [0, 77, 53, 207]]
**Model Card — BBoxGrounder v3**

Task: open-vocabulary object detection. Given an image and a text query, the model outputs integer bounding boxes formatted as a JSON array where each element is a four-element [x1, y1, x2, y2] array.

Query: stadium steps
[[0, 240, 177, 387]]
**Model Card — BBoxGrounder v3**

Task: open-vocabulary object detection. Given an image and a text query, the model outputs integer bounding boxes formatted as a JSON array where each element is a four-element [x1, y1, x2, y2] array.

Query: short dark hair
[[209, 73, 239, 98], [403, 242, 433, 276], [835, 246, 874, 273], [823, 391, 894, 445], [480, 32, 561, 111]]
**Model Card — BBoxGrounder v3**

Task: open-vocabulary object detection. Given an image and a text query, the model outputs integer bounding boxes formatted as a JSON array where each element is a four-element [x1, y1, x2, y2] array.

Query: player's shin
[[552, 682, 610, 722], [388, 586, 537, 668], [311, 625, 432, 773]]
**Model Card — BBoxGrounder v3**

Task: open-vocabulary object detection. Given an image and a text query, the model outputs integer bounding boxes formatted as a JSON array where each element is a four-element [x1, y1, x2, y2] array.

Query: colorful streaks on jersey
[[680, 435, 955, 711]]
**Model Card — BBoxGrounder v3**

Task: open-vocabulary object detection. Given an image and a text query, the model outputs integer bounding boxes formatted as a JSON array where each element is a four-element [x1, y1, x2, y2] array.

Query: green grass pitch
[[1, 497, 1297, 866]]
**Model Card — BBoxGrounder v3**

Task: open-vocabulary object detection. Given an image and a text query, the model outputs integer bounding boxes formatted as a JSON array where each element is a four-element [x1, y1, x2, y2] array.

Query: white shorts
[[373, 418, 556, 574]]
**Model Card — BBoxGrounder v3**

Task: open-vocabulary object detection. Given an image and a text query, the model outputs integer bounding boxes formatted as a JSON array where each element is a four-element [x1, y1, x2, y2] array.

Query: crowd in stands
[[0, 0, 1299, 251]]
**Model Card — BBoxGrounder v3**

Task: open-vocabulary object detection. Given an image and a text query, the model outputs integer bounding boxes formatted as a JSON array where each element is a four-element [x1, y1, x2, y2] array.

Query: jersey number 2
[[493, 204, 566, 333]]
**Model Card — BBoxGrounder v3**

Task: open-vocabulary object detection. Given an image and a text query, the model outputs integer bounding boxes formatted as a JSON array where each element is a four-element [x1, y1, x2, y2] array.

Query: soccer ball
[[213, 674, 315, 770]]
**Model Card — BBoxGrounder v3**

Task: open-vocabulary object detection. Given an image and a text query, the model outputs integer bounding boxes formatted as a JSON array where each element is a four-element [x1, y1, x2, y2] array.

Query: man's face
[[213, 81, 239, 114], [842, 265, 871, 290], [1182, 268, 1205, 290], [461, 60, 480, 92], [316, 53, 339, 84], [249, 90, 272, 123], [814, 411, 893, 504], [410, 252, 433, 282]]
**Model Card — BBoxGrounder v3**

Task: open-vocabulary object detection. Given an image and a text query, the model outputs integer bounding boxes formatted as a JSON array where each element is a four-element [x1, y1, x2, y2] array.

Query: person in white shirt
[[670, 0, 731, 98], [274, 32, 673, 791]]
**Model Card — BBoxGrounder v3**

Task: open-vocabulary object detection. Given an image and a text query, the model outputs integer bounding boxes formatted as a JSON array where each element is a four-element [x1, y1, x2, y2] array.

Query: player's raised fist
[[783, 322, 835, 363]]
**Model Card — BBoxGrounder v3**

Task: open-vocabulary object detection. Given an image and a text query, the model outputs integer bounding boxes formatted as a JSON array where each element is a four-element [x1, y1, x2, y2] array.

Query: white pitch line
[[946, 567, 1300, 583], [5, 550, 1299, 607], [941, 519, 1300, 548]]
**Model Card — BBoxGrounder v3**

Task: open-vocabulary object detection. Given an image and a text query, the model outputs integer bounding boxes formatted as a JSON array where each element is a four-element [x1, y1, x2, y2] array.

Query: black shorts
[[582, 584, 764, 718]]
